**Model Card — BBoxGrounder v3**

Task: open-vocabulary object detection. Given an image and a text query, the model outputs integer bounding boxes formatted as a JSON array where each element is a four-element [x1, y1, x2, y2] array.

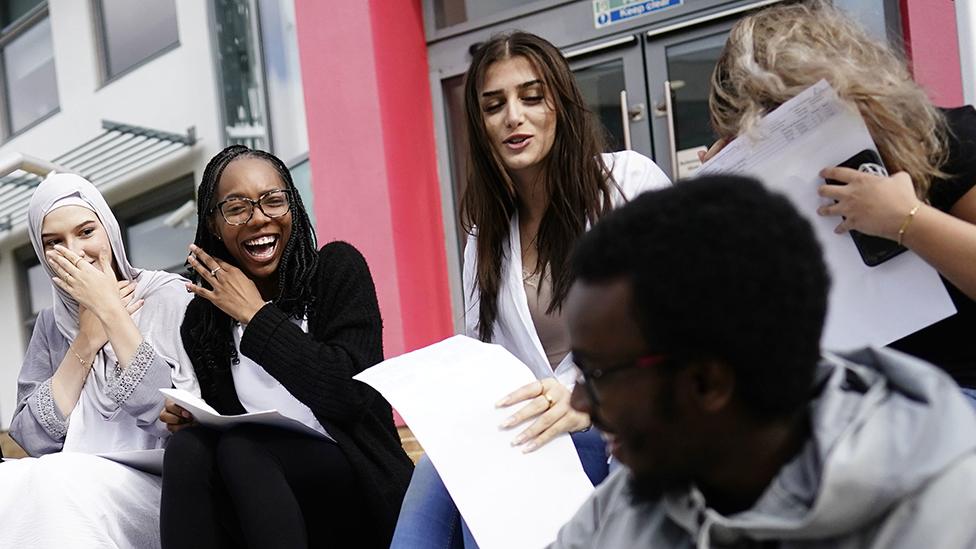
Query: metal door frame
[[644, 18, 737, 180]]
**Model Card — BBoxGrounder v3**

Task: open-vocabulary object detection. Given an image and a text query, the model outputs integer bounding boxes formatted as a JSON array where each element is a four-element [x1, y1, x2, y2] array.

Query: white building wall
[[958, 0, 976, 105], [0, 0, 225, 429]]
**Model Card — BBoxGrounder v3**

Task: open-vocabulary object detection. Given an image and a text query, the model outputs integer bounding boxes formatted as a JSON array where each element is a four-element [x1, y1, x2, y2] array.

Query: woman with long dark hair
[[391, 31, 671, 548], [158, 145, 413, 549]]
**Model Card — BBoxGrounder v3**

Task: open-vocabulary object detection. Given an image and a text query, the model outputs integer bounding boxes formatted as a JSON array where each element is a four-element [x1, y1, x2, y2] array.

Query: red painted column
[[293, 0, 453, 358], [900, 0, 964, 106]]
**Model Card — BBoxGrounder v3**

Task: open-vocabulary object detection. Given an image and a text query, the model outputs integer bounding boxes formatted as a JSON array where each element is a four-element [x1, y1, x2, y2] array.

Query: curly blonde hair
[[709, 1, 948, 198]]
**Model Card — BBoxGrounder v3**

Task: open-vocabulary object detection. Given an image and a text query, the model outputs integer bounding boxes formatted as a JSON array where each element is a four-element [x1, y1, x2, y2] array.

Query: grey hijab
[[26, 173, 198, 417]]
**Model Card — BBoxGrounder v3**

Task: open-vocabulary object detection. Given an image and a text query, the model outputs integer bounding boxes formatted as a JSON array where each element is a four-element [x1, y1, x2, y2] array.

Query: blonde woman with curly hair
[[705, 1, 976, 401]]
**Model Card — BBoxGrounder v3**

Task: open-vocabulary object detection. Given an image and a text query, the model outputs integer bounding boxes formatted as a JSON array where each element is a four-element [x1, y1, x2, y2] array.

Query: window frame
[[0, 2, 59, 141], [91, 0, 181, 87]]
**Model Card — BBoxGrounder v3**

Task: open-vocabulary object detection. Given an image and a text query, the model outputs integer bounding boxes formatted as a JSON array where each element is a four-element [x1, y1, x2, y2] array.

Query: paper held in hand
[[697, 79, 954, 350], [354, 335, 594, 549], [159, 388, 331, 441]]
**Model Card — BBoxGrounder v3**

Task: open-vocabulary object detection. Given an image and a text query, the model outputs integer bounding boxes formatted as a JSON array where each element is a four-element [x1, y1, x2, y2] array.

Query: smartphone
[[825, 149, 906, 267]]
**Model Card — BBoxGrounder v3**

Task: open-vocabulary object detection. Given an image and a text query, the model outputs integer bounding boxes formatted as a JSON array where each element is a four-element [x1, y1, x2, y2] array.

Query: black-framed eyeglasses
[[574, 353, 668, 407], [210, 189, 292, 226]]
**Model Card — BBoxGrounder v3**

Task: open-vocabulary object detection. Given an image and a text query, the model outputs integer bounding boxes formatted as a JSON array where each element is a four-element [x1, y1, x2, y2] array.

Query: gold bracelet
[[71, 349, 91, 369], [897, 204, 921, 246]]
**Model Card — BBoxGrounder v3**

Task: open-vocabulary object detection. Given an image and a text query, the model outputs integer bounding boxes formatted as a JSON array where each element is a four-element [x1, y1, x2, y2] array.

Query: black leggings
[[160, 425, 367, 549]]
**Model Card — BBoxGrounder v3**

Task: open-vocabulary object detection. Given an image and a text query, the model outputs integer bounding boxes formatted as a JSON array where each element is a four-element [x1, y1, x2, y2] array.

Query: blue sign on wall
[[593, 0, 683, 29]]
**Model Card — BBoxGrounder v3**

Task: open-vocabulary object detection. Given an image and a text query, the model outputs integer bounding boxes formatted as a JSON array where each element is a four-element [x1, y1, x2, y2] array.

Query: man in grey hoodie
[[552, 175, 976, 549]]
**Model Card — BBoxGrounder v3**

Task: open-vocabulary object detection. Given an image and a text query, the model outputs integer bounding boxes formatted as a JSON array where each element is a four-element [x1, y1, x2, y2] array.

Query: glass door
[[566, 35, 651, 156], [645, 21, 732, 180]]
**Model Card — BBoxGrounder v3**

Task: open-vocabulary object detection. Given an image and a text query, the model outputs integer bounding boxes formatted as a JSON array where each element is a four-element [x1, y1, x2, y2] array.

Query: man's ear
[[683, 358, 735, 413]]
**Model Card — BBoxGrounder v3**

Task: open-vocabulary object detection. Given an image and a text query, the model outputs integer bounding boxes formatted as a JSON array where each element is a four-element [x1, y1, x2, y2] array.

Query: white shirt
[[232, 318, 332, 440], [462, 150, 672, 387]]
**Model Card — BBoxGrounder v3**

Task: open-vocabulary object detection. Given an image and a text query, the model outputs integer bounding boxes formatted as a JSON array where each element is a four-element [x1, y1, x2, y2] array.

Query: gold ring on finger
[[210, 266, 222, 278], [73, 256, 86, 267], [542, 392, 555, 409]]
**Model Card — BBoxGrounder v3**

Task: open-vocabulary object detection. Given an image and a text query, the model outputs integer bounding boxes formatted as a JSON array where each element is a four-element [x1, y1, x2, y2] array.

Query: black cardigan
[[181, 241, 413, 547]]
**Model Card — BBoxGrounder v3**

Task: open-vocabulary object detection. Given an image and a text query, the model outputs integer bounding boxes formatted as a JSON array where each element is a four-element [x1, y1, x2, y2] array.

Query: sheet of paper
[[354, 335, 594, 549], [698, 80, 954, 350], [159, 388, 331, 441], [96, 449, 165, 475]]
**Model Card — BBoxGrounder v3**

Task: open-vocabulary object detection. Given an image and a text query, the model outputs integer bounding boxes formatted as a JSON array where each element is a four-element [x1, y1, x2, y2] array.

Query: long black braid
[[183, 145, 319, 396]]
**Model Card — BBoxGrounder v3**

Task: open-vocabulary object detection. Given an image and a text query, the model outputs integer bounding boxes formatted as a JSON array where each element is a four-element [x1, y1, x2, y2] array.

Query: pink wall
[[293, 0, 453, 359], [901, 0, 964, 106]]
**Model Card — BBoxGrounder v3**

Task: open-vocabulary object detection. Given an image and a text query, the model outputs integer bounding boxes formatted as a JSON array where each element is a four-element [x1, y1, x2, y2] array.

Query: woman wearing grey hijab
[[0, 173, 198, 548]]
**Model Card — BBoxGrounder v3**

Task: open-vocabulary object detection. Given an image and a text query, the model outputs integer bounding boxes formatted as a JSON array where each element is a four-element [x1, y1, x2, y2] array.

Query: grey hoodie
[[550, 347, 976, 548]]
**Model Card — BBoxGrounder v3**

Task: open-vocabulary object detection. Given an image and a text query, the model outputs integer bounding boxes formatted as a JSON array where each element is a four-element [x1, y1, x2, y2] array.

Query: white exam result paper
[[354, 335, 594, 549], [159, 388, 330, 440], [697, 80, 954, 350]]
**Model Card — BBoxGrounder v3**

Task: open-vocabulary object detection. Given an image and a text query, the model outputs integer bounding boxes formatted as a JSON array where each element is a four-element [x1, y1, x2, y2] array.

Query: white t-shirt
[[232, 318, 332, 440]]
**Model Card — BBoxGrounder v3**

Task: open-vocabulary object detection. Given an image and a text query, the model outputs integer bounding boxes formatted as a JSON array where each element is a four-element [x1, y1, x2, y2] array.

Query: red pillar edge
[[368, 0, 455, 353], [899, 0, 964, 106]]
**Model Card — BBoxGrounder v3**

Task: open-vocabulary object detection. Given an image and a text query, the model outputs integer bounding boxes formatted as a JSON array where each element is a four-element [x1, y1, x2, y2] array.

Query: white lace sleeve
[[34, 377, 68, 440], [106, 341, 155, 406]]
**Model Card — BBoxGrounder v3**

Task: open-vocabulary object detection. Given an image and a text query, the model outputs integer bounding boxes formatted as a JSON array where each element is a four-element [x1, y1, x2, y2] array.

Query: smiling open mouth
[[504, 134, 532, 150], [242, 235, 279, 261]]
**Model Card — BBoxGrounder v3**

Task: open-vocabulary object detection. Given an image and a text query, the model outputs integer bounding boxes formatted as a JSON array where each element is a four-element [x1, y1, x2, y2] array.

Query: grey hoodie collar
[[663, 347, 976, 547]]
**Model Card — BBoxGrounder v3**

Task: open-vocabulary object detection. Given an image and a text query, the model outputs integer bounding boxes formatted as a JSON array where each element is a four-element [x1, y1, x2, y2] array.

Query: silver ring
[[210, 266, 222, 278]]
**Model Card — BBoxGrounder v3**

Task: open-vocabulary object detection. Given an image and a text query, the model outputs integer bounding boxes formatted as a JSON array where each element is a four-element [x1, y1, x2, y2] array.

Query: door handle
[[662, 80, 679, 180], [619, 90, 632, 150]]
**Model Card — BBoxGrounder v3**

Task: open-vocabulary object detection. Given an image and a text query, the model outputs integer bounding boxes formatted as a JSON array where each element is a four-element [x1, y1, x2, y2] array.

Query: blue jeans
[[389, 429, 609, 549]]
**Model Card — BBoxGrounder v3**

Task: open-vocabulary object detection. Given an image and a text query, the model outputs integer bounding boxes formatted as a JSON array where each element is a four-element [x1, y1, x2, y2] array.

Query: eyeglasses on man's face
[[211, 189, 292, 226], [574, 352, 668, 408]]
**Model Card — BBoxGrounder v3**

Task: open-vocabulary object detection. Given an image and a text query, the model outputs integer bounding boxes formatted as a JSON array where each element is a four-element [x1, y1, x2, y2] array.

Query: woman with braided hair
[[158, 145, 412, 549]]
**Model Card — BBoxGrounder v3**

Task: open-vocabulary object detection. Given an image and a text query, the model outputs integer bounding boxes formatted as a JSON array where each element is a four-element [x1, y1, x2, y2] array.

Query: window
[[257, 0, 308, 162], [116, 175, 196, 272], [431, 0, 536, 30], [0, 1, 58, 137], [95, 0, 179, 82], [16, 252, 52, 339], [289, 155, 315, 228], [214, 0, 309, 160]]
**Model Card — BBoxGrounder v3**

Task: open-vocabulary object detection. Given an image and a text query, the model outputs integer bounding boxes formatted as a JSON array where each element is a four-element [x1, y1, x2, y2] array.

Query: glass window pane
[[215, 0, 268, 150], [289, 158, 315, 228], [433, 0, 526, 29], [834, 0, 900, 43], [26, 261, 51, 315], [99, 0, 179, 79], [258, 0, 308, 162], [665, 32, 726, 179], [126, 204, 197, 272], [1, 0, 43, 27], [574, 60, 626, 152], [4, 16, 57, 133], [442, 74, 466, 209]]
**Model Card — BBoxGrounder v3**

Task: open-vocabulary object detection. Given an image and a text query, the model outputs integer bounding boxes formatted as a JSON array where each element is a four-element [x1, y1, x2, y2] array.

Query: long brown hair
[[459, 31, 614, 342], [709, 1, 948, 198]]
